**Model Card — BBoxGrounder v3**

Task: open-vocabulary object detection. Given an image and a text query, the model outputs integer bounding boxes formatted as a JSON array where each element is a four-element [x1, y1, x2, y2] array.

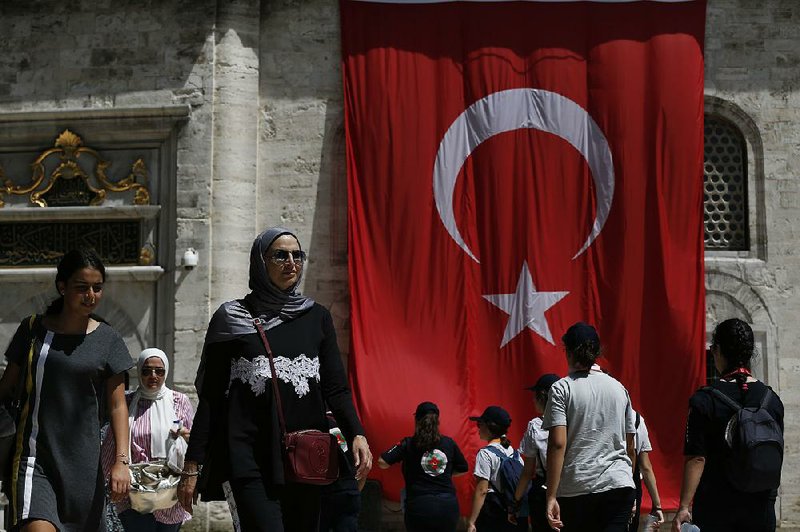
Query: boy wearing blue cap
[[512, 373, 560, 530]]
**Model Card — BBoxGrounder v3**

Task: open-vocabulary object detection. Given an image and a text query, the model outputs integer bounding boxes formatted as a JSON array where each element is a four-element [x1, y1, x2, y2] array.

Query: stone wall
[[0, 0, 799, 530], [705, 1, 800, 528]]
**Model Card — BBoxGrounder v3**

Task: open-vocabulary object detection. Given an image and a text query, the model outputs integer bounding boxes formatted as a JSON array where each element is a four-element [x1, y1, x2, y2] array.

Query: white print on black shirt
[[229, 355, 320, 397]]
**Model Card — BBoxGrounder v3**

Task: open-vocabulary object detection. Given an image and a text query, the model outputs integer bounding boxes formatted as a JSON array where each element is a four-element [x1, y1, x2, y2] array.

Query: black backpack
[[704, 385, 783, 492]]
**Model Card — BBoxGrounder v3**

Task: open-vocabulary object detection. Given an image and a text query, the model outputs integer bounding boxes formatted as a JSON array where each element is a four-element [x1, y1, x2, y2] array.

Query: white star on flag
[[483, 262, 569, 348]]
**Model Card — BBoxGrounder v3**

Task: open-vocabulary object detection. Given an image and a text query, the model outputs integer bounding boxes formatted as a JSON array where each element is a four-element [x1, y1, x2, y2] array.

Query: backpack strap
[[759, 387, 773, 410], [483, 444, 507, 461], [482, 445, 509, 493], [703, 385, 743, 412]]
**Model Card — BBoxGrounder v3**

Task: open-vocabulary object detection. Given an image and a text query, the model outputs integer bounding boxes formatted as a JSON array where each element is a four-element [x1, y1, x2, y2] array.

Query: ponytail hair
[[712, 318, 756, 393], [484, 420, 512, 449], [413, 412, 441, 452]]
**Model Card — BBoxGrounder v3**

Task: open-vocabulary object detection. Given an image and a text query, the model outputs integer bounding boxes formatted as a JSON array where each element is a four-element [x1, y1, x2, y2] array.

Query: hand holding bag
[[253, 318, 339, 485], [128, 460, 181, 513]]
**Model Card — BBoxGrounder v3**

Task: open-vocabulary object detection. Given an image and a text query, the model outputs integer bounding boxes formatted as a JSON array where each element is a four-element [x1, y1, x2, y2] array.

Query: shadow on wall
[[0, 0, 217, 107]]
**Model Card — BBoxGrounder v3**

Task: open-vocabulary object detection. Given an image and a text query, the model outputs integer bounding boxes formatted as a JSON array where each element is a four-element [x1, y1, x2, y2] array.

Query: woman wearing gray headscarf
[[178, 228, 372, 532]]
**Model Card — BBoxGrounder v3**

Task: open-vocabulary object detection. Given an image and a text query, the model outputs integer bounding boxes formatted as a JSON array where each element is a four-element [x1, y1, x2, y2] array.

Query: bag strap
[[759, 387, 773, 410], [13, 314, 37, 405], [704, 385, 743, 412], [253, 318, 287, 440]]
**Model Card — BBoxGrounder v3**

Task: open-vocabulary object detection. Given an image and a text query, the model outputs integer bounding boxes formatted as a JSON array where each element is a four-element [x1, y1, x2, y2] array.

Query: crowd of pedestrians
[[0, 234, 785, 532]]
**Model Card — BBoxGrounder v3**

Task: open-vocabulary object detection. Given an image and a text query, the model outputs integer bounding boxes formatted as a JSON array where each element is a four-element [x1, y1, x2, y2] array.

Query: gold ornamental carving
[[0, 129, 152, 207]]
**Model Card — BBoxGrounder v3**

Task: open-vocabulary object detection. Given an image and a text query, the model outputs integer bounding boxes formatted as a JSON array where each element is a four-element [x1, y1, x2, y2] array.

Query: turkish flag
[[342, 0, 706, 512]]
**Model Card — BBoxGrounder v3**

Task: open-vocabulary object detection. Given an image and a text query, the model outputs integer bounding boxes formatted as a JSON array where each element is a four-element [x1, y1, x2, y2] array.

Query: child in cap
[[466, 406, 528, 532], [513, 373, 560, 530]]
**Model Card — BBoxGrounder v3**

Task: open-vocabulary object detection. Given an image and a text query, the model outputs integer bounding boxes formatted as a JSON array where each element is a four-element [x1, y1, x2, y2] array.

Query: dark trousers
[[558, 487, 636, 532], [528, 485, 550, 531], [475, 496, 529, 532], [118, 509, 182, 532], [319, 489, 361, 532], [628, 475, 642, 532], [229, 477, 321, 532], [404, 492, 460, 532], [693, 497, 776, 532]]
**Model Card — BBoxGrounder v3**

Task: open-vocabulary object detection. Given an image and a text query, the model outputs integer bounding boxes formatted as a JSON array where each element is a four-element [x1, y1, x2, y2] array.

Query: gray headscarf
[[195, 227, 315, 391]]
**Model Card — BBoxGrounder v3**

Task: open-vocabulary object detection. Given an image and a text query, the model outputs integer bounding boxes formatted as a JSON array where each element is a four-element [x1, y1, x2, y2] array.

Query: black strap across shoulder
[[703, 386, 742, 412]]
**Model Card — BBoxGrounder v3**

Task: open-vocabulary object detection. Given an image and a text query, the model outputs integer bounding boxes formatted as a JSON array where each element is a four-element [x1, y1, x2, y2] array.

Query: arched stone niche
[[705, 270, 777, 389]]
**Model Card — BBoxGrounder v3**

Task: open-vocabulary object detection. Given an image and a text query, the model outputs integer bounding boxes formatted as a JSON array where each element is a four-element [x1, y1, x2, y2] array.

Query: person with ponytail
[[466, 405, 527, 532], [378, 402, 468, 532], [673, 318, 784, 532], [0, 248, 133, 531], [542, 322, 637, 532]]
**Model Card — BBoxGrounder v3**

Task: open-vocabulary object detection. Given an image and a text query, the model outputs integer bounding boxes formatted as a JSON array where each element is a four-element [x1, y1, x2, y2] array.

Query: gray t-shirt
[[542, 371, 636, 497]]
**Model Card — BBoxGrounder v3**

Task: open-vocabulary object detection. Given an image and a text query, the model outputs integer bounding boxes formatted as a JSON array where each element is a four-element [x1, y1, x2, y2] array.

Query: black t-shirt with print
[[684, 380, 784, 507], [381, 435, 468, 498]]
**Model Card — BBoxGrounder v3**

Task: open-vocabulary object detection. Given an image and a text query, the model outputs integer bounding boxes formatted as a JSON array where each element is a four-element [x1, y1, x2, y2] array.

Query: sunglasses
[[141, 367, 166, 377], [267, 249, 307, 265]]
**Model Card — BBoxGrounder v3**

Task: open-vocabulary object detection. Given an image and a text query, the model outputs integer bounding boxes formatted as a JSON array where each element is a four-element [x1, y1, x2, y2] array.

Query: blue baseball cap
[[562, 322, 600, 351], [525, 373, 560, 392], [469, 406, 511, 429], [414, 401, 439, 421]]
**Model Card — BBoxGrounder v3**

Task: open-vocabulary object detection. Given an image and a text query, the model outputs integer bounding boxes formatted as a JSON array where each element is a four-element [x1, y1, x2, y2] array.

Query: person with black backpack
[[672, 318, 784, 532], [466, 406, 529, 532]]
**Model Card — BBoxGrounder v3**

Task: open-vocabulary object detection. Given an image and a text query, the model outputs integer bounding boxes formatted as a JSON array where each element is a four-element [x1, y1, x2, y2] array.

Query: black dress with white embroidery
[[187, 303, 364, 499]]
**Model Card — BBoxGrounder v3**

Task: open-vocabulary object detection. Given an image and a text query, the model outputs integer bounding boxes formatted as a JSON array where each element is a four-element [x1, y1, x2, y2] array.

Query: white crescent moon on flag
[[433, 88, 614, 262]]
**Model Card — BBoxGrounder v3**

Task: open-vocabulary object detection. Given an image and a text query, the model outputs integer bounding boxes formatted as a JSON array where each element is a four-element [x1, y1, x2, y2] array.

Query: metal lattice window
[[704, 116, 748, 250]]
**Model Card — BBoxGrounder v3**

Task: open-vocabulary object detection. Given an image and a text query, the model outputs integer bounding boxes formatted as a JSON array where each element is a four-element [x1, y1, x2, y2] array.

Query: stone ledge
[[0, 266, 165, 283], [0, 205, 161, 221]]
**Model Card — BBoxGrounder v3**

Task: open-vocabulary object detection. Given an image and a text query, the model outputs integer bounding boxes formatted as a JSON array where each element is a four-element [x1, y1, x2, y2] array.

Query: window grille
[[704, 116, 748, 250]]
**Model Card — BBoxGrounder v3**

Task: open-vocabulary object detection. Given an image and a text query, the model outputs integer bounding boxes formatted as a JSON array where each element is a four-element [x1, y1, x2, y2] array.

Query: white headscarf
[[129, 348, 175, 460]]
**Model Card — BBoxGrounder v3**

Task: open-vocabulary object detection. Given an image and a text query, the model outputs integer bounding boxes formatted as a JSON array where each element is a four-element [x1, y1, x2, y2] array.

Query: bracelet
[[180, 464, 203, 477], [651, 506, 662, 513], [116, 453, 129, 465]]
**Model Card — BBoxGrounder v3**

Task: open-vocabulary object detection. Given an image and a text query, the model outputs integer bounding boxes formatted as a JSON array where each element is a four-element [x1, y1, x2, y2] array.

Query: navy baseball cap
[[525, 373, 560, 392], [414, 401, 439, 421], [469, 406, 511, 429], [562, 322, 600, 351]]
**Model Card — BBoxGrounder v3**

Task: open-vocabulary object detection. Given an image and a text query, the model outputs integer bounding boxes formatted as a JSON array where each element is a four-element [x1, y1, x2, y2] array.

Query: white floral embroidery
[[229, 355, 320, 397]]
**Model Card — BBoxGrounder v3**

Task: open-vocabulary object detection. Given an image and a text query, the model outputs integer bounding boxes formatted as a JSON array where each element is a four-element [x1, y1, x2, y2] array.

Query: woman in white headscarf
[[101, 348, 195, 531]]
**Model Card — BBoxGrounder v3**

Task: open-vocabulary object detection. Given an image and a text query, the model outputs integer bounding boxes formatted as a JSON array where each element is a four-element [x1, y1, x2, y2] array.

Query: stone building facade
[[0, 0, 797, 529]]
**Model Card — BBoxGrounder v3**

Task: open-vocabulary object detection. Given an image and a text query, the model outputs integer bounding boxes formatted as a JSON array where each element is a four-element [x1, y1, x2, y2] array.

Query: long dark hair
[[45, 249, 106, 316], [413, 412, 441, 452], [712, 318, 756, 392]]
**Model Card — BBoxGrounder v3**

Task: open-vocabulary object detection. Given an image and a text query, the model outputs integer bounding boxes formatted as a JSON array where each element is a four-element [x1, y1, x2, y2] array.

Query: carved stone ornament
[[0, 129, 151, 207]]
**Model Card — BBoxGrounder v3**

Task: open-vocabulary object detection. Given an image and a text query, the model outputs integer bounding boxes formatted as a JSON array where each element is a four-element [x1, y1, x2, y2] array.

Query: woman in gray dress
[[0, 249, 133, 531]]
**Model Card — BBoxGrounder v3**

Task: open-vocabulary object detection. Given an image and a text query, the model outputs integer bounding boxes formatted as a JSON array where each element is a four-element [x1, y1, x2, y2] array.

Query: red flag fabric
[[341, 0, 706, 513]]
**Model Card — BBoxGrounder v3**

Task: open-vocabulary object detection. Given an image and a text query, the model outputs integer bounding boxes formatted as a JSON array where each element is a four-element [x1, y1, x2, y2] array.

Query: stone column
[[210, 0, 260, 309]]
